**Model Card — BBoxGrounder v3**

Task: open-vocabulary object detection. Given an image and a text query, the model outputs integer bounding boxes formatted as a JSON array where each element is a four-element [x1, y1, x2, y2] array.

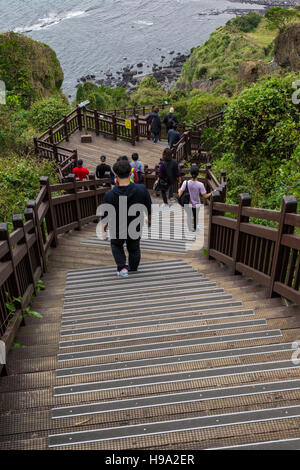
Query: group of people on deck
[[145, 106, 187, 149]]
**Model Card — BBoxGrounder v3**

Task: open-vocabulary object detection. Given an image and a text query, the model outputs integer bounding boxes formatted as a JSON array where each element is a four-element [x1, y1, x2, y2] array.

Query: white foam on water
[[134, 20, 154, 26], [14, 9, 87, 34]]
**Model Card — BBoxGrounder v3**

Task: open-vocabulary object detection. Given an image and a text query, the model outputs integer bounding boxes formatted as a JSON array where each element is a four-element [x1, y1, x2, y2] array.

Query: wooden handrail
[[0, 174, 112, 375], [208, 193, 300, 306]]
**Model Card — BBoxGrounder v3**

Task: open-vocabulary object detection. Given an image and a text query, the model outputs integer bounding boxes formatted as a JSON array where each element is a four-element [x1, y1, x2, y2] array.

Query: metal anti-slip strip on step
[[209, 437, 300, 450], [63, 287, 224, 309], [54, 357, 294, 396], [63, 281, 215, 302], [56, 342, 293, 378], [59, 310, 255, 348], [48, 404, 300, 448], [65, 276, 210, 296], [57, 329, 281, 360], [61, 295, 234, 322], [51, 378, 300, 419], [67, 265, 198, 284], [60, 301, 244, 333], [67, 259, 188, 276], [65, 272, 202, 292], [58, 319, 264, 350]]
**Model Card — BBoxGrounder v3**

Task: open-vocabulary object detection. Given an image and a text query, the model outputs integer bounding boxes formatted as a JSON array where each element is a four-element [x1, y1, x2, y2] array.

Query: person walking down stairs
[[131, 153, 144, 184], [164, 106, 178, 134], [145, 105, 161, 143], [156, 148, 181, 205], [178, 165, 211, 232], [72, 159, 90, 181], [96, 155, 114, 183], [100, 159, 152, 278]]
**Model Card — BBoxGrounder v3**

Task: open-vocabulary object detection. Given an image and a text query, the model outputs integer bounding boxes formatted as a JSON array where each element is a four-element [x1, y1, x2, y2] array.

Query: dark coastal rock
[[137, 63, 143, 67]]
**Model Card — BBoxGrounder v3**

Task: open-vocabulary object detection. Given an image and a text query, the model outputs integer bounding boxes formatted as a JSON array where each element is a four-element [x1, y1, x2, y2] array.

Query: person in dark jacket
[[168, 122, 183, 149], [100, 159, 152, 277], [163, 107, 178, 134], [145, 105, 161, 143], [156, 148, 181, 205], [96, 155, 114, 181]]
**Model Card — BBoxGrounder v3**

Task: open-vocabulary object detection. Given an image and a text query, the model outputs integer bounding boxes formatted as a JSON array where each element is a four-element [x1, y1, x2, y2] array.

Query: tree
[[29, 96, 70, 131], [265, 7, 300, 32]]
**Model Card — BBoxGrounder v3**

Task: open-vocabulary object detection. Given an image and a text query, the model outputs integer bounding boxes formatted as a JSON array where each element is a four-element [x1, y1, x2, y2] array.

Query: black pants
[[186, 206, 200, 231], [161, 185, 174, 204], [110, 238, 141, 272]]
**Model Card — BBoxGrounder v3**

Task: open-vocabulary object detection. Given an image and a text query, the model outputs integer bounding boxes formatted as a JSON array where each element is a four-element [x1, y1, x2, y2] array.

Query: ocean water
[[0, 0, 265, 97]]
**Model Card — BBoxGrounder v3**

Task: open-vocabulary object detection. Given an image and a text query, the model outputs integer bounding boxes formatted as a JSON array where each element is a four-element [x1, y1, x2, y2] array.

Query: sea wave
[[14, 9, 86, 34], [134, 20, 154, 26]]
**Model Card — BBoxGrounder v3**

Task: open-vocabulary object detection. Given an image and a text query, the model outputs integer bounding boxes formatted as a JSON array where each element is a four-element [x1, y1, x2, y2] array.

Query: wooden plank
[[236, 262, 271, 287], [242, 207, 281, 222], [212, 216, 237, 230], [281, 234, 300, 250], [273, 282, 300, 306], [240, 223, 277, 241], [208, 249, 235, 267]]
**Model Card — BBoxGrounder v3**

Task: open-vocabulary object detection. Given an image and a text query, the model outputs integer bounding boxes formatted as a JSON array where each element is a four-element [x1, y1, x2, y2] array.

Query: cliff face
[[0, 32, 64, 107], [275, 23, 300, 71]]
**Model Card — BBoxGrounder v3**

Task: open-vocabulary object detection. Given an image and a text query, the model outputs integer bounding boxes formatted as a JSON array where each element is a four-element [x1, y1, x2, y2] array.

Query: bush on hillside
[[75, 82, 130, 111], [0, 155, 58, 226], [132, 77, 167, 106], [221, 74, 300, 168], [0, 105, 36, 156], [186, 91, 225, 123], [228, 12, 262, 33], [265, 7, 300, 32], [29, 96, 70, 131]]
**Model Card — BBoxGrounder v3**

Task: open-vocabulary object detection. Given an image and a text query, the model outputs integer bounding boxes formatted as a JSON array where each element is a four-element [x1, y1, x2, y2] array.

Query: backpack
[[159, 161, 170, 190], [178, 181, 190, 207]]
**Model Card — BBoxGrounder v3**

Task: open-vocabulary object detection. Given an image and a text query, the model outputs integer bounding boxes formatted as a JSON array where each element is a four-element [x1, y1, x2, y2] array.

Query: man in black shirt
[[96, 155, 113, 180], [164, 107, 178, 134], [100, 159, 152, 277]]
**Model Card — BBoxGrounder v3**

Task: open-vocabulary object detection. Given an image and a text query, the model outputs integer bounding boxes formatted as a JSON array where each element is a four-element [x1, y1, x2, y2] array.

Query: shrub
[[228, 12, 262, 33], [265, 7, 300, 32], [0, 155, 58, 226], [29, 96, 70, 131]]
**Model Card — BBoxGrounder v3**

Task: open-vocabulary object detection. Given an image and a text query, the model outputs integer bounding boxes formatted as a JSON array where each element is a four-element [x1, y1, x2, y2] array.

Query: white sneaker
[[117, 268, 129, 278]]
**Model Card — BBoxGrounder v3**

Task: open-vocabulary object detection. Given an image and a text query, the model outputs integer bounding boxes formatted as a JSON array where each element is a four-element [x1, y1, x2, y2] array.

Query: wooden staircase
[[1, 215, 300, 449]]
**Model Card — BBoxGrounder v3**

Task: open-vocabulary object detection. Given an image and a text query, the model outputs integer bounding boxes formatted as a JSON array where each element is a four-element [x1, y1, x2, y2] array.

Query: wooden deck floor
[[63, 132, 166, 173], [1, 197, 300, 450]]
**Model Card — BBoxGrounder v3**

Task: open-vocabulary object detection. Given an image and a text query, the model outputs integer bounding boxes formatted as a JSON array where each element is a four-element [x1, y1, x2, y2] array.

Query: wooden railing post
[[94, 110, 100, 136], [24, 207, 43, 276], [206, 115, 210, 128], [0, 222, 22, 302], [268, 196, 298, 298], [77, 106, 82, 131], [49, 126, 54, 144], [12, 214, 36, 295], [66, 174, 82, 231], [232, 193, 251, 274], [220, 170, 226, 185], [207, 190, 222, 258], [112, 115, 117, 141], [34, 137, 39, 157], [27, 200, 47, 273], [63, 115, 69, 142], [73, 149, 78, 168], [40, 177, 58, 248], [131, 118, 136, 146], [205, 163, 212, 193], [135, 115, 140, 142], [53, 144, 59, 164]]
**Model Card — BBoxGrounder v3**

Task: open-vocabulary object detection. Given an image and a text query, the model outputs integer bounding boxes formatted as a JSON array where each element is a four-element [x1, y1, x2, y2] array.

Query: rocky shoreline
[[74, 0, 299, 96], [76, 51, 190, 94]]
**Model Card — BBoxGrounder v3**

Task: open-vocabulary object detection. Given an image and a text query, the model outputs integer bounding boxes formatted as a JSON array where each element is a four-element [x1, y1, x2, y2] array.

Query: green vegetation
[[0, 155, 58, 227], [29, 96, 70, 131], [211, 73, 300, 210], [227, 12, 262, 33], [75, 82, 131, 110], [0, 32, 64, 108], [265, 7, 300, 32]]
